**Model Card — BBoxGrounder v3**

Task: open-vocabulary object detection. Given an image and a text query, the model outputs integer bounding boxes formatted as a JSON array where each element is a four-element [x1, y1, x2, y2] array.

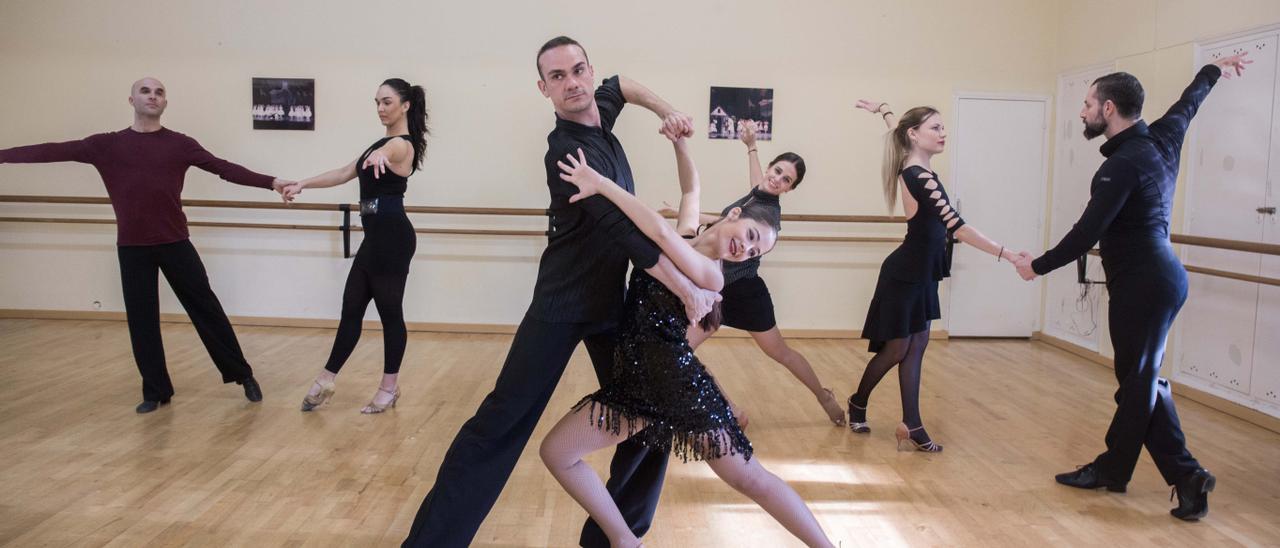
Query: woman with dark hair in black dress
[[849, 99, 1023, 451], [284, 78, 429, 414], [674, 120, 845, 427]]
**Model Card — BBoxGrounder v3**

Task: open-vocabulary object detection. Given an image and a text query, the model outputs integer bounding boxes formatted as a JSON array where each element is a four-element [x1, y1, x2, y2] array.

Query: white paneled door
[[947, 95, 1047, 337], [1177, 33, 1278, 395]]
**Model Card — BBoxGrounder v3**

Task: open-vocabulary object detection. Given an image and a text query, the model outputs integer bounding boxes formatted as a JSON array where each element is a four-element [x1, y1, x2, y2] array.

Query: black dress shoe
[[1055, 462, 1127, 493], [238, 376, 263, 402], [1170, 468, 1215, 521], [135, 399, 171, 414]]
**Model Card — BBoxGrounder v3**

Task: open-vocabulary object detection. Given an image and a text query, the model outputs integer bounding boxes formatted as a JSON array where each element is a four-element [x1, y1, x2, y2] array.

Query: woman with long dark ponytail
[[847, 99, 1022, 451], [283, 78, 429, 413]]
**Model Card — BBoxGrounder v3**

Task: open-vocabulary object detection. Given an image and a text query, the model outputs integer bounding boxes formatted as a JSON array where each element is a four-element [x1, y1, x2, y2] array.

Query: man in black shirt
[[1016, 53, 1251, 521], [403, 36, 716, 547]]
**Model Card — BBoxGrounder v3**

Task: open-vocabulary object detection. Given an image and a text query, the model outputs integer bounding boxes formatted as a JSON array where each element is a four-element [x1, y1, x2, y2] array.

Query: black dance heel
[[847, 396, 870, 433]]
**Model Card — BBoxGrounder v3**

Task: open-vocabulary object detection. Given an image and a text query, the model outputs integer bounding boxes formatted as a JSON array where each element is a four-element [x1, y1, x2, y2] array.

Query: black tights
[[851, 324, 931, 430], [323, 265, 408, 375]]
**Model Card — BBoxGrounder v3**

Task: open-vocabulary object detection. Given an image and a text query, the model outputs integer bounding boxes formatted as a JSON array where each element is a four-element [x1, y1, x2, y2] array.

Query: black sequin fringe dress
[[574, 269, 753, 462]]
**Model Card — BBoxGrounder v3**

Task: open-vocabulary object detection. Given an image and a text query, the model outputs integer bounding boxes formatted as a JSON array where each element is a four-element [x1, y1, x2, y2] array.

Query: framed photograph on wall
[[252, 77, 314, 130], [708, 86, 773, 140]]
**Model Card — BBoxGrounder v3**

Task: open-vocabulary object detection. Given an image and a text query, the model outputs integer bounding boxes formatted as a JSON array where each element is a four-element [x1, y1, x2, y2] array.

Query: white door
[[946, 95, 1047, 337], [1176, 34, 1277, 394], [1249, 55, 1280, 411], [1252, 206, 1280, 408], [1044, 65, 1113, 350]]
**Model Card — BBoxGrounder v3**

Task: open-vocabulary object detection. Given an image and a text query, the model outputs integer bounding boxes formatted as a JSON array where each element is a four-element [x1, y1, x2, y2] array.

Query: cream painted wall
[[0, 0, 1060, 332], [1045, 0, 1280, 358]]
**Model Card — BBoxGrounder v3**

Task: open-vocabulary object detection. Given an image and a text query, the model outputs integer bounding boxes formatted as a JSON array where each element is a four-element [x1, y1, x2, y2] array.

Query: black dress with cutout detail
[[860, 166, 965, 352]]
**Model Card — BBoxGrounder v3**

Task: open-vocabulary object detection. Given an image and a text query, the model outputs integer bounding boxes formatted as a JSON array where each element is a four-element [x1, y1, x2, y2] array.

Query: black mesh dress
[[861, 165, 965, 352]]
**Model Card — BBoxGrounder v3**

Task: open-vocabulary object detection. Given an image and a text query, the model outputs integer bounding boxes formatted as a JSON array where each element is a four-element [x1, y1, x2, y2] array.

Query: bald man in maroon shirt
[[0, 77, 295, 413]]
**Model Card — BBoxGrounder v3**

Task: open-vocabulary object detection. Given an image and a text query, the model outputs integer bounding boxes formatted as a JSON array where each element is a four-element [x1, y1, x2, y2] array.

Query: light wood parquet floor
[[1, 318, 1277, 547]]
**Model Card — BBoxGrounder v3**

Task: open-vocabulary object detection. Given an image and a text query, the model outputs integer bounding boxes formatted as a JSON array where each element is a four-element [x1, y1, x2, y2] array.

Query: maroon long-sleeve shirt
[[0, 127, 275, 246]]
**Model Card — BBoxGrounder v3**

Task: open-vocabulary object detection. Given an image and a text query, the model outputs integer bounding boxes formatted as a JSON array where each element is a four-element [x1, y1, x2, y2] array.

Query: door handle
[[1258, 207, 1277, 215]]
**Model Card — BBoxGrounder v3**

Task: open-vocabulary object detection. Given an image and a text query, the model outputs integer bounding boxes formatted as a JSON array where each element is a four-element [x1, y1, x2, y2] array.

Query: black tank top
[[357, 135, 413, 200]]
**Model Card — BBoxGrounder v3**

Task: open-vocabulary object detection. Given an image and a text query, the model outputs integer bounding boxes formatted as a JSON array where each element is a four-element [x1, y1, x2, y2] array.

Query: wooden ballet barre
[[779, 235, 902, 243], [1171, 234, 1280, 257], [0, 216, 543, 236], [1083, 249, 1279, 286], [1078, 236, 1280, 257], [0, 216, 896, 242], [0, 216, 343, 232], [414, 227, 546, 237], [1183, 265, 1280, 288], [656, 209, 904, 224], [0, 194, 544, 215], [781, 213, 906, 223], [0, 195, 113, 206], [0, 216, 117, 225], [5, 215, 1277, 287], [0, 195, 905, 224], [5, 196, 1276, 254]]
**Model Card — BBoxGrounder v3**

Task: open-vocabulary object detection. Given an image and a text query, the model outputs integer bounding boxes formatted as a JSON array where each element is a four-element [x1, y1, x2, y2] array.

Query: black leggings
[[323, 264, 408, 375], [851, 322, 930, 428]]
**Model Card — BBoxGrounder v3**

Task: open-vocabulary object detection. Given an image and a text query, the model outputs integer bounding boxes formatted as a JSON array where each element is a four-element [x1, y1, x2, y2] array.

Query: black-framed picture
[[252, 77, 314, 130], [708, 86, 773, 140]]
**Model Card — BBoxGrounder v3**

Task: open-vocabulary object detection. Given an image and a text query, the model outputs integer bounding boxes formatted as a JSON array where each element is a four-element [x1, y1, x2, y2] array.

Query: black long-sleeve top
[[528, 76, 663, 323], [881, 165, 966, 283], [1032, 64, 1222, 275]]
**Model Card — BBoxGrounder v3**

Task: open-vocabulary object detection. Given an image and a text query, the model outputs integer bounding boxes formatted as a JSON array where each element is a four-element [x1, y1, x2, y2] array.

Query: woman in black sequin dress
[[283, 78, 430, 414], [539, 139, 835, 548], [848, 100, 1024, 452]]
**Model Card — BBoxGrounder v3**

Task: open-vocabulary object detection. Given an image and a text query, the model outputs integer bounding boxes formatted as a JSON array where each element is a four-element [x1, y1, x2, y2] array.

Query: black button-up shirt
[[527, 76, 662, 323], [1033, 64, 1222, 275]]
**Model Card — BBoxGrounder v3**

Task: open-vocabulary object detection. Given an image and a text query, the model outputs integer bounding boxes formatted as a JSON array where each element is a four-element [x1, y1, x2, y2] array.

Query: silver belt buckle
[[360, 198, 379, 215]]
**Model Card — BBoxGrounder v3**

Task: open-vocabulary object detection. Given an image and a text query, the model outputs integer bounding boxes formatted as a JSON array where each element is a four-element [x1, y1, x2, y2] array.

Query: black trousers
[[403, 314, 669, 548], [118, 240, 253, 402], [1093, 247, 1201, 485]]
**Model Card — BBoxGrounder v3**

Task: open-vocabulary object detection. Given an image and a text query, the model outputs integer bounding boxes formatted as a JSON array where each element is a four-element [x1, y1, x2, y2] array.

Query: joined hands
[[271, 178, 300, 203], [1013, 252, 1037, 281]]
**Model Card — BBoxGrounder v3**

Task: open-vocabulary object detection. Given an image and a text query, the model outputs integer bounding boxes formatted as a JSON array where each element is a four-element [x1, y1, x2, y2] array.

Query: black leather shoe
[[1055, 462, 1127, 493], [135, 399, 171, 414], [239, 376, 263, 402], [1170, 468, 1215, 521]]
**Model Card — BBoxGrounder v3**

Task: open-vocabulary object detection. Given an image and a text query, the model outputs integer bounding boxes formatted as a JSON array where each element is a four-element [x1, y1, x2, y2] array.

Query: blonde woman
[[849, 100, 1022, 451]]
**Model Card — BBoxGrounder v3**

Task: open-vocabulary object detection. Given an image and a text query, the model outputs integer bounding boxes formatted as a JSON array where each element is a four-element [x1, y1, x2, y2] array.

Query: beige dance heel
[[895, 423, 943, 452], [818, 388, 846, 427], [361, 386, 400, 414], [300, 379, 335, 412]]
